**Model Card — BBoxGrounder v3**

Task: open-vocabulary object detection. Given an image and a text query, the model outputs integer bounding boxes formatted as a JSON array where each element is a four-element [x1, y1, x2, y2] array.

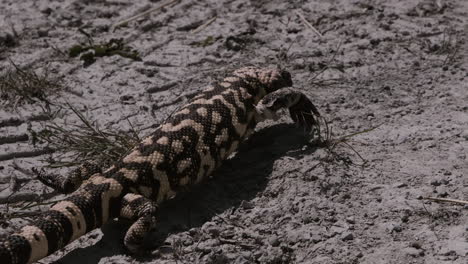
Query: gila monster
[[0, 67, 320, 264]]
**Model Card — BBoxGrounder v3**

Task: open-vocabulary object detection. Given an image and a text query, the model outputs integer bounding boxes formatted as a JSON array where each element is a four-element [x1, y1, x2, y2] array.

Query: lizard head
[[233, 67, 293, 94]]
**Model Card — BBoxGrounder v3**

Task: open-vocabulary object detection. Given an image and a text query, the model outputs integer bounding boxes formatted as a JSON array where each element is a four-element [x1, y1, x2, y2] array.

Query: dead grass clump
[[437, 30, 463, 67], [312, 116, 381, 166], [0, 60, 63, 107], [417, 29, 464, 68], [31, 103, 141, 168]]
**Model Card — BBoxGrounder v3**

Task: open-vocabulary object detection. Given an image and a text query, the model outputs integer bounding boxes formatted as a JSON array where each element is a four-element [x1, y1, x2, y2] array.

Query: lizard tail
[[0, 175, 125, 264]]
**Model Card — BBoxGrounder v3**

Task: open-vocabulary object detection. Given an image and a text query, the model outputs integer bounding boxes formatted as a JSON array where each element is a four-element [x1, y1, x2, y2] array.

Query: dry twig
[[0, 148, 55, 162], [295, 10, 323, 38], [112, 0, 180, 31], [0, 60, 63, 108], [312, 116, 383, 166], [307, 39, 344, 83], [423, 197, 468, 206], [191, 16, 217, 34]]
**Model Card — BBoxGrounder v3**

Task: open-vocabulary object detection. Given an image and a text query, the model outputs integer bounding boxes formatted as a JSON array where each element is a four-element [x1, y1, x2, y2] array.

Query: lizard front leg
[[255, 88, 321, 132], [119, 193, 159, 253]]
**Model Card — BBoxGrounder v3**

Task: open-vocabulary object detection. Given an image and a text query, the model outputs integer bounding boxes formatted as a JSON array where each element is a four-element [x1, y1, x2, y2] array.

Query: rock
[[401, 214, 409, 223], [0, 32, 17, 47], [240, 200, 254, 210], [269, 236, 280, 247], [140, 20, 163, 32], [233, 255, 250, 264], [346, 216, 356, 224], [220, 229, 235, 239], [253, 250, 263, 260], [207, 226, 220, 237], [182, 237, 194, 246], [314, 148, 329, 160], [430, 179, 441, 186], [286, 230, 310, 244], [241, 251, 252, 260], [435, 186, 449, 197], [410, 241, 422, 249], [341, 232, 354, 241], [461, 130, 468, 140], [159, 246, 174, 255], [370, 38, 380, 46], [440, 249, 457, 257], [188, 228, 199, 236], [225, 36, 246, 51], [403, 247, 421, 257], [206, 251, 229, 264], [301, 214, 313, 223], [394, 182, 407, 188], [257, 247, 289, 264], [202, 222, 220, 237], [392, 224, 403, 233], [37, 28, 49, 37], [196, 238, 220, 253], [310, 233, 322, 243], [120, 94, 134, 101]]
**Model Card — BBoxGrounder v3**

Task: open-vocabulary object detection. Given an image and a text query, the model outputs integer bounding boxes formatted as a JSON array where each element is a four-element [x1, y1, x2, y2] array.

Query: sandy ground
[[1, 0, 467, 263]]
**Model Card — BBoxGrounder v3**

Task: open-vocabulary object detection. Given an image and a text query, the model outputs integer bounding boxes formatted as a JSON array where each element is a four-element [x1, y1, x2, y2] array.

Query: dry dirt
[[1, 0, 467, 263]]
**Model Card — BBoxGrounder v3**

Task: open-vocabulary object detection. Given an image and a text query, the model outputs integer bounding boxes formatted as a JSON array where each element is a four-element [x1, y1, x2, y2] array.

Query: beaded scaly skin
[[0, 67, 320, 264]]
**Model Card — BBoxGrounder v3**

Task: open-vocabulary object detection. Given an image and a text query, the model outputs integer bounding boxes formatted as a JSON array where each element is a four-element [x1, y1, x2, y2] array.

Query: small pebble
[[120, 95, 134, 101], [341, 232, 354, 241], [401, 214, 409, 223], [188, 228, 198, 236], [0, 32, 17, 47], [37, 28, 49, 37], [346, 216, 356, 224], [430, 179, 441, 186], [370, 38, 380, 46], [394, 182, 407, 188], [207, 227, 220, 237], [310, 233, 322, 243], [241, 200, 254, 210], [410, 242, 422, 249], [40, 7, 53, 15], [461, 130, 468, 140], [392, 224, 402, 233], [403, 247, 421, 257], [269, 236, 280, 247]]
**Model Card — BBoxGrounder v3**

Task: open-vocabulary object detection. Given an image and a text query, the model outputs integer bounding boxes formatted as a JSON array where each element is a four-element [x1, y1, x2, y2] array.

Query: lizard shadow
[[53, 123, 319, 263]]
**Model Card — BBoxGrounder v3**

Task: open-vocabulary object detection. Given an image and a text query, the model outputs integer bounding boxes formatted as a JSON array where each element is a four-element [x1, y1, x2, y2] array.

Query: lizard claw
[[289, 94, 321, 134]]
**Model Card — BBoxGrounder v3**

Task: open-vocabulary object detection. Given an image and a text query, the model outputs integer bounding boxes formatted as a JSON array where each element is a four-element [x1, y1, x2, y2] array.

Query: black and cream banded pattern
[[0, 67, 320, 264]]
